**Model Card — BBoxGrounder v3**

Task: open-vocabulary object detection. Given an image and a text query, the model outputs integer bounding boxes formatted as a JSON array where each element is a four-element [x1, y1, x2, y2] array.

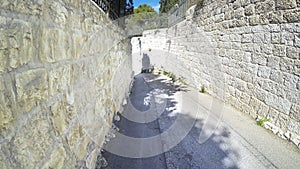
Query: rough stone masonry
[[134, 0, 300, 148], [0, 0, 132, 168]]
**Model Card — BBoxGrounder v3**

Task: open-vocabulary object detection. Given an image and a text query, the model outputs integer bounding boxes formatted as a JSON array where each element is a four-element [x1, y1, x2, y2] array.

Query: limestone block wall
[[0, 0, 132, 168], [137, 0, 300, 148]]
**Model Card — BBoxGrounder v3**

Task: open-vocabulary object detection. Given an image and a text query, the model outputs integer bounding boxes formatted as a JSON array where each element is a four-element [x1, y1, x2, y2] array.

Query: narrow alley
[[100, 73, 300, 169]]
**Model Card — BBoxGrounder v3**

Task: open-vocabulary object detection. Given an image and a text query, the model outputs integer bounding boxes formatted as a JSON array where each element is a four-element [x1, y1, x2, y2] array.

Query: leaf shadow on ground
[[98, 73, 240, 169]]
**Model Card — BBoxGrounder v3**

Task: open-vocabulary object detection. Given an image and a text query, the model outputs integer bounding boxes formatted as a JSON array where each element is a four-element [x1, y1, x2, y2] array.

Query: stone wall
[[0, 0, 132, 168], [134, 0, 300, 148]]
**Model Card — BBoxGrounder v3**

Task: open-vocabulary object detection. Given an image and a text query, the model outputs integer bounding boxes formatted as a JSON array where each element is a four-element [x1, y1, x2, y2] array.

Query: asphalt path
[[101, 73, 300, 169]]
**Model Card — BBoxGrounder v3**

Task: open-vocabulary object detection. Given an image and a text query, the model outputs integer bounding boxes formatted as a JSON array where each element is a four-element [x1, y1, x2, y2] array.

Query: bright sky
[[133, 0, 160, 12]]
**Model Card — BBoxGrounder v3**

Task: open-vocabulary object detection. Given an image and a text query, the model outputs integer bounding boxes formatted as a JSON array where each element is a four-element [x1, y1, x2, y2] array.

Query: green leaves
[[134, 4, 157, 14], [159, 0, 179, 13], [126, 4, 167, 35]]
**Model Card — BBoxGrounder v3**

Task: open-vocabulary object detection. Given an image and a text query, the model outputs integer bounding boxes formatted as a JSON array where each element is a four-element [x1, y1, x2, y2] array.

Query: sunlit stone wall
[[134, 0, 300, 148], [0, 0, 132, 168]]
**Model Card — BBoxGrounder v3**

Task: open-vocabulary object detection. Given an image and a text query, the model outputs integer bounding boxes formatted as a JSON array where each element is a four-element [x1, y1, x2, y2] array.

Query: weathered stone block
[[297, 78, 300, 90], [0, 50, 8, 74], [255, 0, 275, 14], [259, 13, 270, 25], [283, 9, 300, 22], [232, 18, 247, 27], [242, 52, 252, 63], [252, 86, 268, 101], [234, 7, 245, 19], [287, 119, 300, 134], [275, 0, 297, 9], [276, 113, 289, 131], [288, 87, 300, 104], [281, 32, 295, 46], [283, 24, 300, 34], [295, 34, 300, 47], [50, 101, 69, 136], [236, 89, 251, 104], [280, 23, 300, 34], [269, 24, 281, 32], [280, 57, 295, 73], [267, 108, 280, 123], [0, 153, 9, 169], [295, 60, 300, 76], [0, 30, 8, 50], [253, 33, 265, 43], [286, 46, 299, 59], [273, 44, 286, 57], [264, 32, 272, 43], [229, 34, 242, 42], [41, 144, 66, 169], [240, 0, 251, 7], [41, 29, 71, 63], [219, 34, 230, 42], [252, 25, 267, 32], [215, 14, 225, 23], [261, 44, 273, 55], [241, 33, 253, 43], [224, 10, 233, 20], [0, 0, 43, 15], [48, 66, 71, 96], [268, 11, 285, 24], [13, 114, 54, 169], [252, 43, 261, 53], [249, 15, 260, 26], [48, 1, 69, 25], [72, 33, 86, 58], [0, 102, 13, 134], [245, 4, 255, 16], [251, 53, 267, 65], [265, 80, 286, 98], [257, 66, 271, 78], [241, 43, 253, 52], [0, 19, 33, 70], [283, 73, 299, 90], [265, 93, 292, 114], [76, 135, 92, 160], [269, 69, 284, 84], [267, 56, 280, 69], [290, 104, 300, 121], [232, 42, 242, 50], [249, 97, 269, 117], [15, 69, 48, 113], [271, 33, 281, 44]]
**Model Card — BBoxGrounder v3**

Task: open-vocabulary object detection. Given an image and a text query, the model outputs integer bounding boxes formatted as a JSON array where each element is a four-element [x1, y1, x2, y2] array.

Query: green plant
[[162, 70, 168, 76], [178, 77, 188, 85], [257, 118, 269, 126], [200, 85, 206, 93], [169, 72, 176, 82], [158, 70, 177, 82]]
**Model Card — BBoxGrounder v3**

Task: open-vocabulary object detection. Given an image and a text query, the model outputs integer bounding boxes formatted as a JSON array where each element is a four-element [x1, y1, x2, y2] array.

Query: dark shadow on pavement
[[98, 73, 239, 169]]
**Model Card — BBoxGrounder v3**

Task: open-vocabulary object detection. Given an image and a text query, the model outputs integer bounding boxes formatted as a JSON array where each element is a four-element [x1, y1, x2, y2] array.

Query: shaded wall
[[0, 0, 132, 168]]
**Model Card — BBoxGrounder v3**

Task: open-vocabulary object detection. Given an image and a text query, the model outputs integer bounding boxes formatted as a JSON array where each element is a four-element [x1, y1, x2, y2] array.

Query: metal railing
[[92, 0, 119, 20], [168, 0, 201, 27]]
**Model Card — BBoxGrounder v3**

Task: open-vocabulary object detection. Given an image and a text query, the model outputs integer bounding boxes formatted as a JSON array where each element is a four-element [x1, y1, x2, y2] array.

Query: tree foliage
[[131, 4, 157, 26], [126, 4, 167, 35], [159, 0, 179, 13], [159, 0, 206, 13], [134, 4, 157, 14]]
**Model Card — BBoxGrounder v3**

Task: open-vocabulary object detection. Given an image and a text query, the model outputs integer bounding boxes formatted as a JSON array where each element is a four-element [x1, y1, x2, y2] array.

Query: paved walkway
[[101, 74, 300, 169]]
